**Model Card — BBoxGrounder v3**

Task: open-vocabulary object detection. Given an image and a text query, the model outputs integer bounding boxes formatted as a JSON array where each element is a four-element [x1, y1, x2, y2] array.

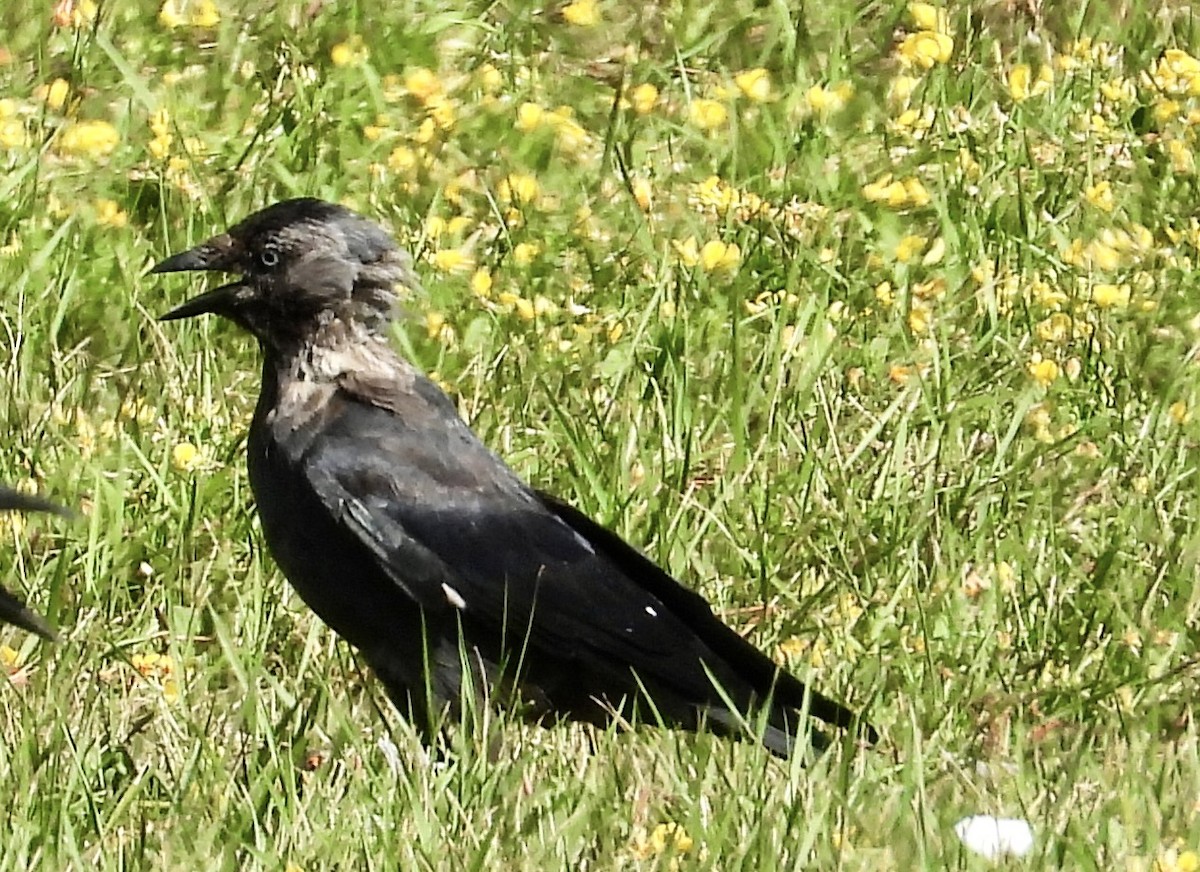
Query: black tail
[[535, 491, 877, 747]]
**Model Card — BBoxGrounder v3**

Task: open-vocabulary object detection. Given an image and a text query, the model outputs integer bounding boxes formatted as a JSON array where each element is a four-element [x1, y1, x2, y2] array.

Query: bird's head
[[153, 198, 418, 349]]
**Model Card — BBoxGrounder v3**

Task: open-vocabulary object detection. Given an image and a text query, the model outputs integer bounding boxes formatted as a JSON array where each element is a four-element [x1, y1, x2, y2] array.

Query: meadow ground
[[2, 0, 1200, 868]]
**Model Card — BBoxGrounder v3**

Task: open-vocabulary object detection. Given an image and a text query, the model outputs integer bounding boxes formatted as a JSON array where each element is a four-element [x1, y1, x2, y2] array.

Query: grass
[[1, 0, 1200, 867]]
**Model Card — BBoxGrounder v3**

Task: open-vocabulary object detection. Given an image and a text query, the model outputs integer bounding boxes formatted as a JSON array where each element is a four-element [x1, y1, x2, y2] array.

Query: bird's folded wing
[[299, 391, 728, 698]]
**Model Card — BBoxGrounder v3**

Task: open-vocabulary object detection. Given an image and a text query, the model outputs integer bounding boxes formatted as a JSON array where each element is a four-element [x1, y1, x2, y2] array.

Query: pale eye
[[259, 248, 280, 269]]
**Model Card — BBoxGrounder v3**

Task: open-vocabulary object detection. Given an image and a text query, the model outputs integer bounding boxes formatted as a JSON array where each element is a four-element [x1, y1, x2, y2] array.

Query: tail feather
[[535, 491, 876, 747]]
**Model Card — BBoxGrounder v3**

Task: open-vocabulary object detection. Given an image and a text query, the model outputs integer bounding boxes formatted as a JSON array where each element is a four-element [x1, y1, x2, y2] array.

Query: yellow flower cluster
[[897, 4, 953, 70], [35, 79, 71, 112], [1148, 49, 1200, 96], [688, 98, 728, 131], [130, 652, 180, 703], [159, 0, 220, 28], [672, 237, 741, 274], [862, 174, 931, 208], [1008, 64, 1054, 102], [52, 0, 97, 28], [57, 119, 120, 158], [330, 35, 369, 67], [627, 83, 658, 115], [805, 82, 854, 115], [631, 822, 694, 862], [514, 102, 590, 153]]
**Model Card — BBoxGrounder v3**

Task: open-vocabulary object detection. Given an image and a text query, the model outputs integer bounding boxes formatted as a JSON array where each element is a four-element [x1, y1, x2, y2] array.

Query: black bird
[[0, 486, 66, 640], [153, 198, 874, 755]]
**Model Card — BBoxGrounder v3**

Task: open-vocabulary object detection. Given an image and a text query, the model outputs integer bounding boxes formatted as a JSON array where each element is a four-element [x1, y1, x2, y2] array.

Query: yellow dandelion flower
[[699, 240, 740, 273], [1169, 401, 1190, 424], [688, 98, 728, 131], [561, 0, 600, 26], [430, 248, 472, 274], [1028, 356, 1059, 387], [57, 119, 120, 158], [172, 442, 200, 471], [1084, 180, 1115, 212], [897, 31, 953, 69], [330, 35, 368, 67], [733, 68, 772, 103], [1092, 283, 1130, 309], [629, 83, 658, 115], [94, 199, 128, 228]]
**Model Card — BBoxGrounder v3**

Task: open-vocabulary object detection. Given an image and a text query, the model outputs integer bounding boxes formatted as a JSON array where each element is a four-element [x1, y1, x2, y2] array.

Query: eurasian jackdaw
[[153, 198, 874, 755], [0, 486, 66, 640]]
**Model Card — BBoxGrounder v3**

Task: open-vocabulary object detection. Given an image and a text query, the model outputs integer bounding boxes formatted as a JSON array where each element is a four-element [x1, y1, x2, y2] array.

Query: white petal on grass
[[376, 735, 403, 775], [954, 816, 1034, 860]]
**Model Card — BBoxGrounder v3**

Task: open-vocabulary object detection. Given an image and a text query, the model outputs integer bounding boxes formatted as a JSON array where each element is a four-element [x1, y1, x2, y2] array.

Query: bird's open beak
[[152, 234, 244, 322], [158, 281, 246, 322]]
